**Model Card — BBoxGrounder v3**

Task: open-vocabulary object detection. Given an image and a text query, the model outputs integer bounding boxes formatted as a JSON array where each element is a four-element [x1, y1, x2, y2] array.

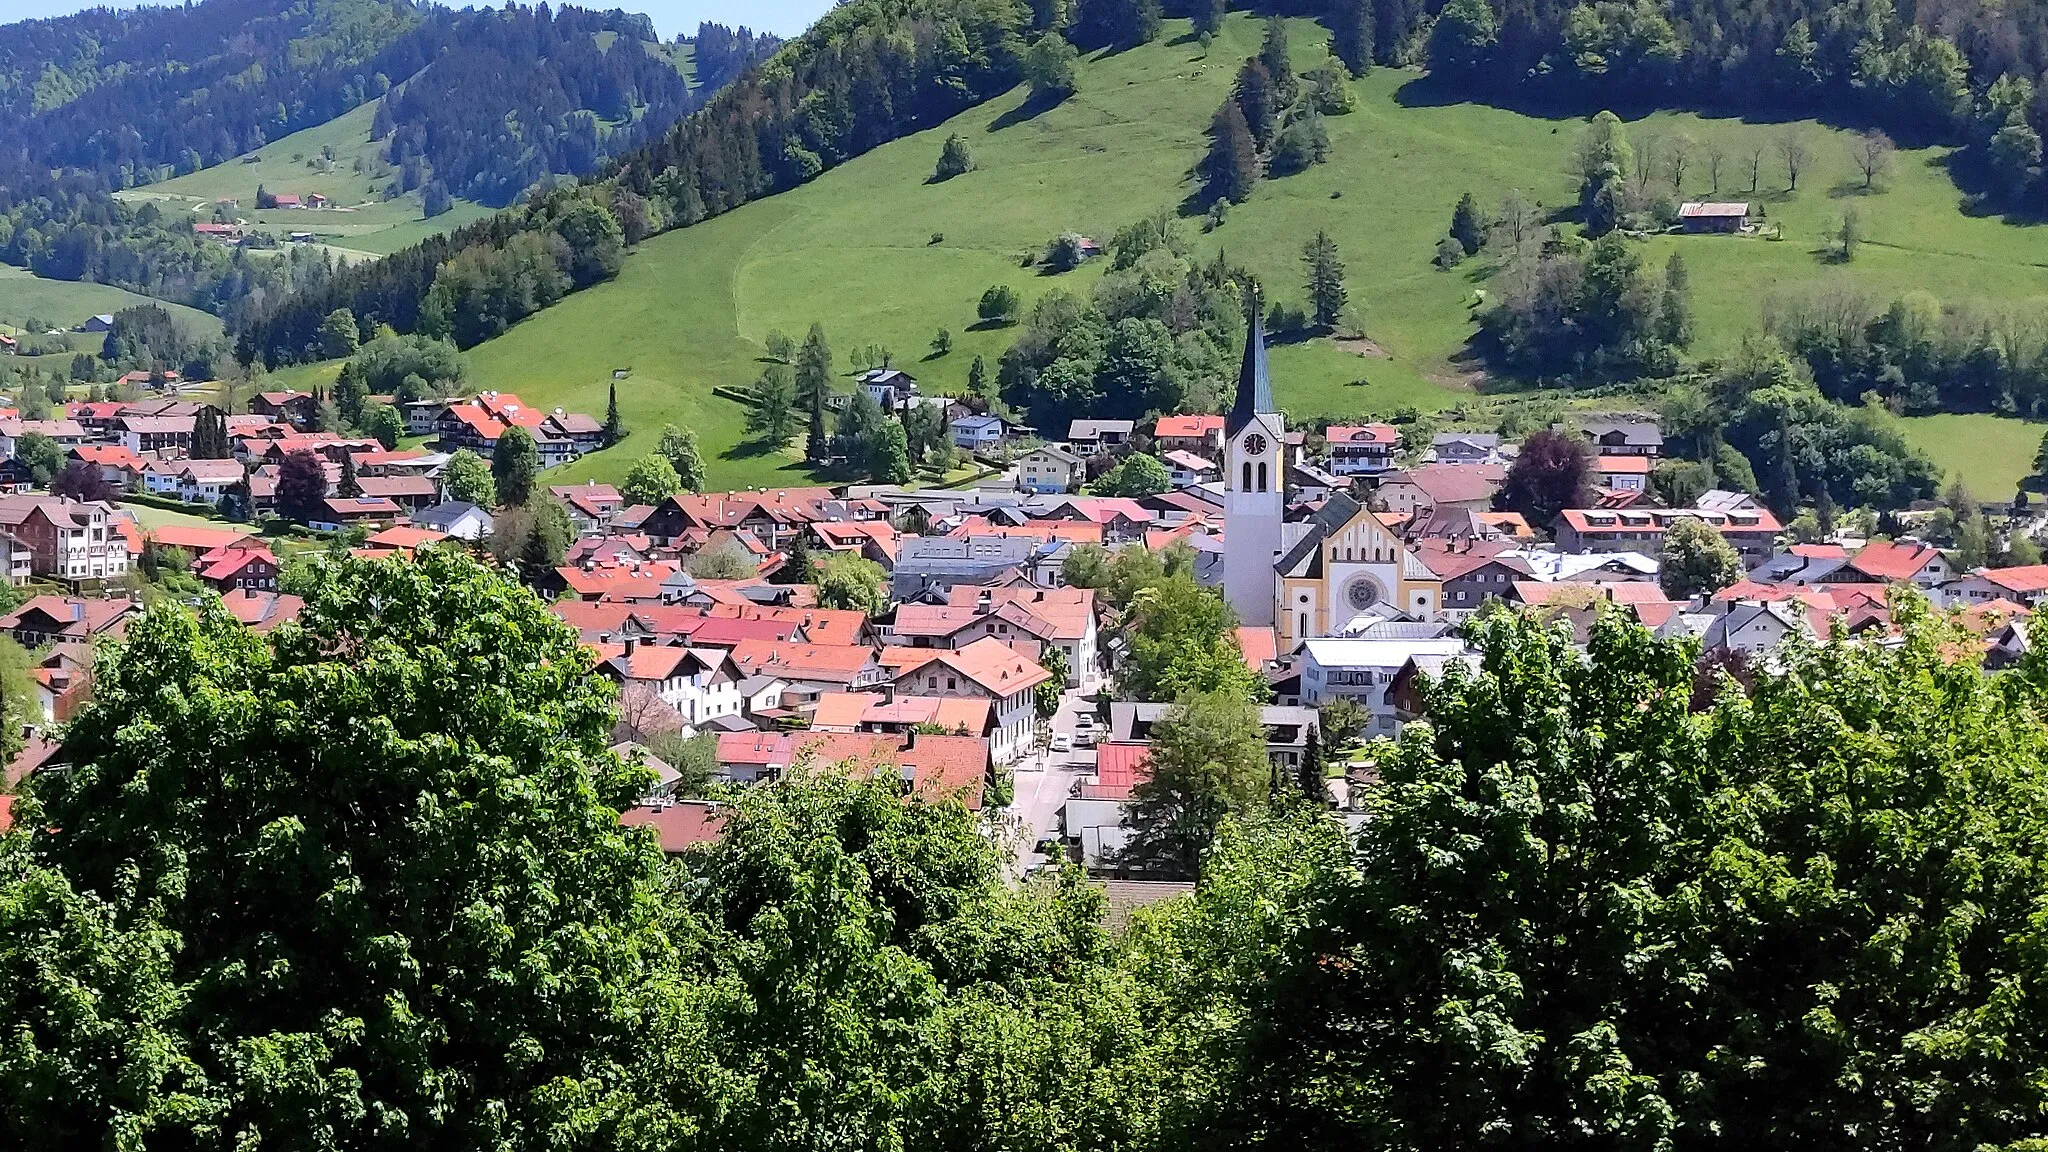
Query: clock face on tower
[[1243, 433, 1267, 457]]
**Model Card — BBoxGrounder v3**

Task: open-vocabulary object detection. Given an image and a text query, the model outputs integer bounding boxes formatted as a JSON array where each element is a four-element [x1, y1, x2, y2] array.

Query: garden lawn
[[1899, 413, 2043, 503]]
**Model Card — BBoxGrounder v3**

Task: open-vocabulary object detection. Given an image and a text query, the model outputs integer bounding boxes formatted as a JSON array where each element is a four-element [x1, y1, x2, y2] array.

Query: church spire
[[1226, 295, 1274, 437]]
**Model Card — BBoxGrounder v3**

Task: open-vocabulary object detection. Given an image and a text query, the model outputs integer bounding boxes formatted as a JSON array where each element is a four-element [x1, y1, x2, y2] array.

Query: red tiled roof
[[1595, 455, 1653, 474], [729, 639, 878, 683], [1848, 540, 1942, 582], [146, 524, 255, 553], [789, 732, 989, 809], [221, 589, 303, 632], [365, 526, 449, 550], [1084, 743, 1153, 800], [1236, 626, 1276, 669], [620, 801, 726, 853], [1154, 414, 1224, 439], [708, 603, 866, 647], [1325, 423, 1399, 445], [1974, 564, 2048, 594], [887, 635, 1051, 697]]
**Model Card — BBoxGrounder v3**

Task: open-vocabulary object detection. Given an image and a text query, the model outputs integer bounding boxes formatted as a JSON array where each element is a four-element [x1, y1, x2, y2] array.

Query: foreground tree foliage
[[1144, 604, 2048, 1150], [13, 550, 2048, 1149]]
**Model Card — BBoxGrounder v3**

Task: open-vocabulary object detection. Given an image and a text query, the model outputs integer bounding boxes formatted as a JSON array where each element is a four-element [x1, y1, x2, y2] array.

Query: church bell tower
[[1223, 303, 1286, 628]]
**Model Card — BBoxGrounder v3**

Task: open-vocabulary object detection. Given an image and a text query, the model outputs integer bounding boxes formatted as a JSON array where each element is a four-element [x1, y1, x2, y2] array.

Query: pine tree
[[1330, 0, 1375, 75], [967, 355, 988, 397], [1303, 229, 1349, 329], [1233, 59, 1278, 148], [1659, 251, 1694, 347], [796, 323, 834, 464], [1259, 17, 1296, 105], [1769, 417, 1801, 521], [1205, 101, 1261, 205], [1449, 191, 1486, 255], [1192, 0, 1224, 39], [603, 378, 623, 446], [339, 451, 362, 499]]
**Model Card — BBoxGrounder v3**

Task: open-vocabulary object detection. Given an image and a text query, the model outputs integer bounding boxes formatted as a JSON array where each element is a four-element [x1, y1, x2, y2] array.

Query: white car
[[1049, 733, 1073, 753]]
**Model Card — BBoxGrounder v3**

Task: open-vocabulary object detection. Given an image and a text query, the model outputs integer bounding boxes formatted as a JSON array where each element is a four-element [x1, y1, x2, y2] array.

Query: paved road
[[1006, 689, 1096, 877]]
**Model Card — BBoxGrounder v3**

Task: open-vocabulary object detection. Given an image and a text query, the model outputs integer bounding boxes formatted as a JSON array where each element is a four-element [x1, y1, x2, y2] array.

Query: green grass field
[[423, 14, 2048, 489], [116, 100, 495, 258], [1899, 413, 2044, 503], [0, 264, 222, 338]]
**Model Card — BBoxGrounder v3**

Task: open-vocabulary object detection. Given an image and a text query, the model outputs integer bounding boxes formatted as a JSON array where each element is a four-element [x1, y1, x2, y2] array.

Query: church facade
[[1222, 307, 1442, 645]]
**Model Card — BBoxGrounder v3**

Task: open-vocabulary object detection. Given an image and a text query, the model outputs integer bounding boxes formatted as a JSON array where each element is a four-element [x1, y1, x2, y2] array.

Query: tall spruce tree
[[1329, 0, 1375, 75], [1303, 229, 1349, 329], [1205, 101, 1261, 205], [796, 323, 834, 464], [603, 378, 623, 445], [1233, 59, 1278, 148], [1258, 16, 1296, 104]]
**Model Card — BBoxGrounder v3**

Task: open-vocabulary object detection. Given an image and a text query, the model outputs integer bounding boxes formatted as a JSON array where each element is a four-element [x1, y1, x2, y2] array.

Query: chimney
[[624, 637, 638, 657], [905, 730, 917, 750]]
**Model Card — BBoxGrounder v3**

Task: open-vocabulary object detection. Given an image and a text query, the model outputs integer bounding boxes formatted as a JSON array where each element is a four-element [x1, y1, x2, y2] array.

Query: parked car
[[1050, 733, 1073, 753]]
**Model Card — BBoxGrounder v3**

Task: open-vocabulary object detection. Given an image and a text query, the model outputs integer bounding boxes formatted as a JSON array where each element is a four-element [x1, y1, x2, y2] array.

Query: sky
[[0, 0, 839, 39]]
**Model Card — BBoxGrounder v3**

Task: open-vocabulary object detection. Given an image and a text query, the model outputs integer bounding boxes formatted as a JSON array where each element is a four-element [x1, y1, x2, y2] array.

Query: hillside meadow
[[0, 264, 222, 338], [117, 100, 493, 261], [344, 14, 2048, 488]]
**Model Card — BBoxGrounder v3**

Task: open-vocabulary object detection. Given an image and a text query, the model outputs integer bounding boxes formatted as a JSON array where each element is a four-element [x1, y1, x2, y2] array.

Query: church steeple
[[1226, 299, 1274, 437]]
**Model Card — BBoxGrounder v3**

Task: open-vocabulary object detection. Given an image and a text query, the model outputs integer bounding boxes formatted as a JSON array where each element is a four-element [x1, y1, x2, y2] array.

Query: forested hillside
[[0, 0, 423, 190], [241, 0, 1028, 364], [0, 0, 773, 333]]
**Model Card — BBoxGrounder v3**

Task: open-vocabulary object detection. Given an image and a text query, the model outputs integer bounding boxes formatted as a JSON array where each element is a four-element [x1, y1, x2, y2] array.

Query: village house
[[1066, 419, 1133, 456], [249, 391, 317, 427], [1108, 701, 1320, 776], [353, 475, 440, 512], [619, 800, 727, 854], [949, 414, 1007, 451], [857, 368, 918, 408], [1679, 201, 1750, 233], [1015, 443, 1083, 494], [0, 496, 128, 582], [552, 482, 627, 533], [1372, 464, 1505, 518], [1594, 455, 1652, 492], [195, 542, 282, 592], [1943, 564, 2048, 608], [113, 415, 196, 455], [881, 636, 1049, 764], [1554, 507, 1781, 567], [309, 496, 404, 532], [0, 418, 89, 456], [413, 501, 494, 541], [0, 596, 137, 647], [726, 639, 888, 706], [1162, 449, 1217, 488], [68, 444, 144, 491], [603, 642, 745, 729], [1296, 637, 1471, 736], [176, 459, 247, 505], [1431, 432, 1503, 463], [879, 584, 1099, 688], [1568, 419, 1664, 458], [0, 531, 30, 586], [1152, 414, 1225, 456], [1325, 424, 1401, 476], [806, 691, 994, 740]]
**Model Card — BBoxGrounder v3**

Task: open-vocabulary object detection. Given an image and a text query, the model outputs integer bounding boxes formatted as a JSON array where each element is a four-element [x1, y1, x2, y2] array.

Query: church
[[1222, 308, 1442, 647]]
